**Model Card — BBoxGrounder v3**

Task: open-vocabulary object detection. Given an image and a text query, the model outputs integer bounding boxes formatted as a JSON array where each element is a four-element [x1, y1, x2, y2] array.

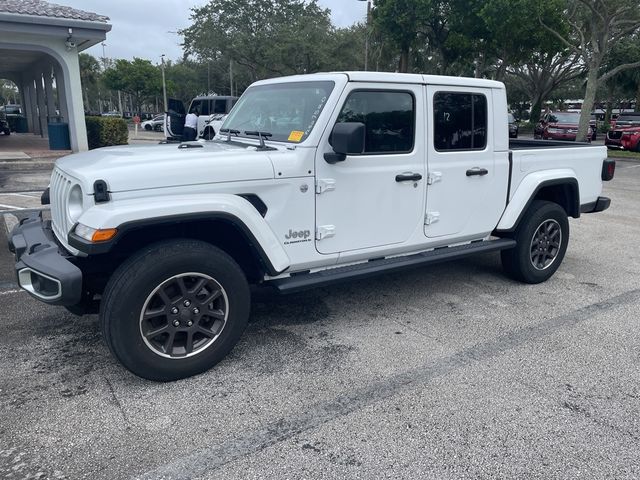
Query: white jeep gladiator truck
[[8, 72, 615, 381]]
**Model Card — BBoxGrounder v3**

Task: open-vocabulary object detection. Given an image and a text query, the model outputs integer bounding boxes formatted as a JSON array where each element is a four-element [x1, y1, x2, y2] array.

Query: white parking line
[[4, 193, 41, 198], [0, 204, 25, 210], [0, 289, 23, 296]]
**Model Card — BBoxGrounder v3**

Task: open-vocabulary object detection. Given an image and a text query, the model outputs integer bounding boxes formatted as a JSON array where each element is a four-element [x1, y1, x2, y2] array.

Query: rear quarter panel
[[497, 145, 607, 230]]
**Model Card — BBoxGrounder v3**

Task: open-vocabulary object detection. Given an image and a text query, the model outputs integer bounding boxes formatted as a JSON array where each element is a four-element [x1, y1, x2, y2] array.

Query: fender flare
[[69, 194, 290, 275], [496, 170, 579, 232]]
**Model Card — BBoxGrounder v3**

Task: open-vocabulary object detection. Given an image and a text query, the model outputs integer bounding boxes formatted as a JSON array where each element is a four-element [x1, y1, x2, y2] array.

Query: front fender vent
[[238, 194, 268, 217]]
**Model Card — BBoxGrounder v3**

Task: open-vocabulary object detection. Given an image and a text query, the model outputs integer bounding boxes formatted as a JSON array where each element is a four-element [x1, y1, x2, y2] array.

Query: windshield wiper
[[244, 131, 275, 150], [220, 128, 240, 142]]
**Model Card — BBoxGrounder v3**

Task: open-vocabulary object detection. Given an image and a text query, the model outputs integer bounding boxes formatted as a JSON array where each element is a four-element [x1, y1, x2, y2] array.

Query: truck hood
[[55, 141, 276, 193]]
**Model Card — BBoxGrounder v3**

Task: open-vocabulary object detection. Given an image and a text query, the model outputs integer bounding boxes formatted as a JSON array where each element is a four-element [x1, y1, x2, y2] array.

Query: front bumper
[[8, 213, 82, 305], [546, 132, 578, 141]]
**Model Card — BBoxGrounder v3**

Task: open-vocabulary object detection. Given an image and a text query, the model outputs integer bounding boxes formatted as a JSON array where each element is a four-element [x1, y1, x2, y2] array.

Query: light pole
[[358, 0, 372, 71], [160, 54, 168, 113]]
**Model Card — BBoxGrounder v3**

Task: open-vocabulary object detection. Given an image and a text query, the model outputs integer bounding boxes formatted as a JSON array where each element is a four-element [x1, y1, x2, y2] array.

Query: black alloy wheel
[[501, 200, 569, 284], [140, 272, 229, 359]]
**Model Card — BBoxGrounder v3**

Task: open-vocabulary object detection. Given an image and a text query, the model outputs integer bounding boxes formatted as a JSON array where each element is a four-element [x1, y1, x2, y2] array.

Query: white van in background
[[165, 95, 238, 141]]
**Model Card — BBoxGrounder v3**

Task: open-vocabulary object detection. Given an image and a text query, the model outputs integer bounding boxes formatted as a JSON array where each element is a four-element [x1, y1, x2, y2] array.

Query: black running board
[[268, 238, 516, 294]]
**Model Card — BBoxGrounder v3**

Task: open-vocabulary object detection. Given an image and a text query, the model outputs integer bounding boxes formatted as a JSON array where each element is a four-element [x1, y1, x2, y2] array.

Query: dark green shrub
[[85, 116, 128, 150]]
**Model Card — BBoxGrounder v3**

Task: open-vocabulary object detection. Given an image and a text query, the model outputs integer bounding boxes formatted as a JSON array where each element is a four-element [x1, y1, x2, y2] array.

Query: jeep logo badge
[[284, 229, 312, 245]]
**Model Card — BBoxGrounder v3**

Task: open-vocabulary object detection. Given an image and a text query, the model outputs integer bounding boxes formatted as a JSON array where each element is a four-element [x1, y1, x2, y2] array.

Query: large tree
[[540, 0, 640, 141], [372, 0, 431, 72], [507, 52, 584, 122], [181, 0, 334, 86], [103, 58, 162, 114], [79, 53, 101, 111]]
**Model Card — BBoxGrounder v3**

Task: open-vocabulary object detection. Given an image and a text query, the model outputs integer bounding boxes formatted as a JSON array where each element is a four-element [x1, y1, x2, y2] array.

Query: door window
[[433, 92, 487, 151], [336, 90, 414, 154]]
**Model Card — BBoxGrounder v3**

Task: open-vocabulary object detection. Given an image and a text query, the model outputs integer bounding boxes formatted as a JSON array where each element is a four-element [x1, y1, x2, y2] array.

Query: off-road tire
[[501, 200, 569, 284], [100, 239, 250, 381], [202, 127, 215, 140]]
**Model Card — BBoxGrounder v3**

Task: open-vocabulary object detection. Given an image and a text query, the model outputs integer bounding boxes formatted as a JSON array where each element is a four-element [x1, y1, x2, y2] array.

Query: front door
[[165, 98, 185, 140], [424, 86, 507, 239], [315, 84, 426, 254]]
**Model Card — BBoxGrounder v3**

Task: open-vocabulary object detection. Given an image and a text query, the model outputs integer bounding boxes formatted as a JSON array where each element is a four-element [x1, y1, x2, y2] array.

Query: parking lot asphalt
[[0, 158, 639, 480]]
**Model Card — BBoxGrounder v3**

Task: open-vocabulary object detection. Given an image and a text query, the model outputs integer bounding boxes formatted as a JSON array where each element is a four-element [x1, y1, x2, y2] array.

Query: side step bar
[[268, 238, 516, 295]]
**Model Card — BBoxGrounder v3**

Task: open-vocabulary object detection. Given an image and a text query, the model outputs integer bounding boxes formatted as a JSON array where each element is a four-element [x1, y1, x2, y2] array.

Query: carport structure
[[0, 0, 111, 152]]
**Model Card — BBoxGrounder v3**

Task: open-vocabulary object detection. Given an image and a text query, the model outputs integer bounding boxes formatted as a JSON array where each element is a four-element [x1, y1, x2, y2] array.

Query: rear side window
[[213, 99, 227, 114], [190, 100, 209, 116], [336, 90, 414, 154], [434, 92, 487, 151]]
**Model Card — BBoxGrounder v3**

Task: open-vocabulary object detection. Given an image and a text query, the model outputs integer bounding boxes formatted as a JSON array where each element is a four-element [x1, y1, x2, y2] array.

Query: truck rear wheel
[[100, 239, 250, 381], [500, 200, 569, 284]]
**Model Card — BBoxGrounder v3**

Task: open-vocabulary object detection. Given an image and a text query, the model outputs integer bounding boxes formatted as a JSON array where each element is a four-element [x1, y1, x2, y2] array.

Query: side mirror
[[324, 122, 365, 164]]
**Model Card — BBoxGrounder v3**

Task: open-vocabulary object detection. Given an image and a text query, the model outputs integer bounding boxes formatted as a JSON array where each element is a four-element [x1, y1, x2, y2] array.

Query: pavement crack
[[104, 375, 131, 427], [136, 287, 640, 480]]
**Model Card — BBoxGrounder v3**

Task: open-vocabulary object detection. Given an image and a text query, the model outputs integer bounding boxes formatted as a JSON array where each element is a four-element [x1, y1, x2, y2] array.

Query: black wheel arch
[[69, 212, 285, 282]]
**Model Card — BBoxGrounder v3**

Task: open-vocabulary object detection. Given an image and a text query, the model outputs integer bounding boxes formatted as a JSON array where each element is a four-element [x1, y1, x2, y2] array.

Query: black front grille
[[608, 131, 623, 140]]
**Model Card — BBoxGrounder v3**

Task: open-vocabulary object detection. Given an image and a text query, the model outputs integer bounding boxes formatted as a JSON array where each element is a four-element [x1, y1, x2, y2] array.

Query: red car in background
[[534, 112, 594, 142], [606, 113, 640, 149], [620, 128, 640, 152]]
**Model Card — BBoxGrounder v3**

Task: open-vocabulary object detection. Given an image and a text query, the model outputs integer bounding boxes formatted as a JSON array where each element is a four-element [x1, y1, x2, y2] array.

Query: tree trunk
[[83, 86, 89, 112], [398, 47, 409, 73], [605, 99, 613, 126], [530, 95, 543, 125], [577, 66, 599, 143], [636, 82, 640, 112]]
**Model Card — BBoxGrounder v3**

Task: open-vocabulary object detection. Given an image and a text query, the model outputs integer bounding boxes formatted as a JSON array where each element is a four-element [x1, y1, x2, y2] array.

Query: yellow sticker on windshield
[[288, 131, 304, 142]]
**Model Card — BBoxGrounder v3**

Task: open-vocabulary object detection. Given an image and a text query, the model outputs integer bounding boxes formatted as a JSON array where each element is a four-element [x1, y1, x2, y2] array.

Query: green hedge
[[85, 116, 128, 150]]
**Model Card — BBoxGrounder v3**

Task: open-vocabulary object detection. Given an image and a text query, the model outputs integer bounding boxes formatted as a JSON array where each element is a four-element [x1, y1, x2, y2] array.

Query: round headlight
[[67, 185, 84, 223]]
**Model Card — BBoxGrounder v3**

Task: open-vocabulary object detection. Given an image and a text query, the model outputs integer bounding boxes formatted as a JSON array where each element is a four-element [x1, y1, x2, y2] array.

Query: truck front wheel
[[500, 200, 569, 284], [100, 239, 250, 381]]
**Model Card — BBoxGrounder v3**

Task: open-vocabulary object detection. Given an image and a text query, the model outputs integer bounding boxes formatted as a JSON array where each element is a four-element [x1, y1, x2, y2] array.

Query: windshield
[[616, 115, 640, 124], [508, 113, 515, 123], [548, 112, 580, 123], [221, 81, 335, 143]]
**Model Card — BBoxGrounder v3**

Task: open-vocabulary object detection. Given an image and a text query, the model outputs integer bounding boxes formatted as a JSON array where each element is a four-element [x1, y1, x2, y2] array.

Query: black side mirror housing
[[324, 122, 365, 164]]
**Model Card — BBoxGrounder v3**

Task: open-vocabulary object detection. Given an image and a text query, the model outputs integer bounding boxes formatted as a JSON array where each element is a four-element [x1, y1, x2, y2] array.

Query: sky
[[59, 0, 367, 63]]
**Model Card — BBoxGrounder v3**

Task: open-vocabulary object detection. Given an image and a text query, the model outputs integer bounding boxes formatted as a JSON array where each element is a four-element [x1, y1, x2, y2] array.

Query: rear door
[[424, 86, 507, 239], [165, 98, 185, 140]]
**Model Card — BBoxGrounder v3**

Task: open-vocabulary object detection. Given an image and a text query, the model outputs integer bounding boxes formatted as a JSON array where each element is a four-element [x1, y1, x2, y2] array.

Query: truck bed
[[508, 139, 607, 209], [509, 139, 593, 150]]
